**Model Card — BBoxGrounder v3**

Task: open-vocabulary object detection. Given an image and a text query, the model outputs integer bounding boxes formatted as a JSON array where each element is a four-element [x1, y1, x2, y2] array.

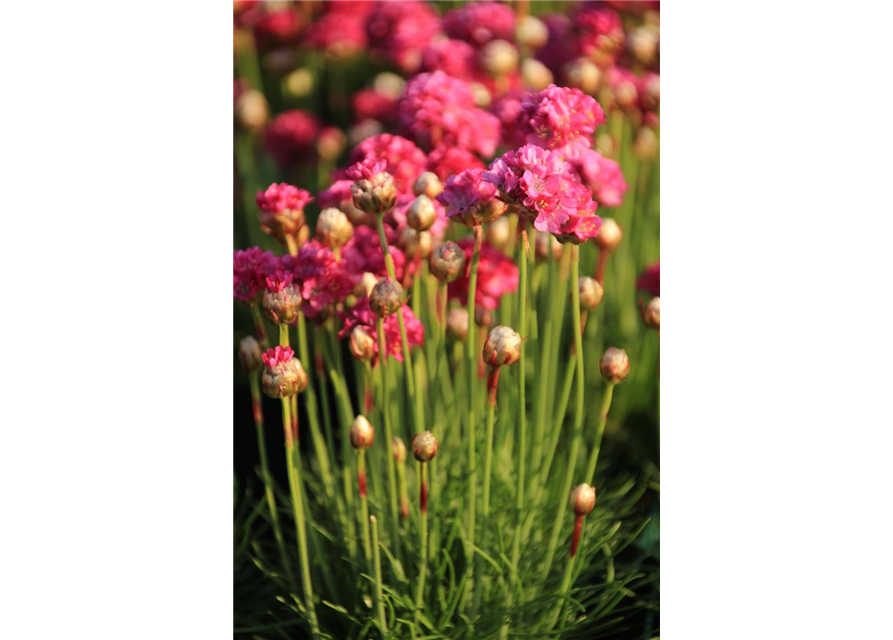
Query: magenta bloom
[[304, 9, 367, 58], [515, 85, 606, 158], [442, 1, 515, 48], [570, 150, 628, 208], [607, 66, 641, 110], [265, 270, 294, 293], [286, 242, 357, 317], [491, 91, 531, 149], [637, 261, 660, 297], [264, 110, 320, 166], [397, 71, 500, 157], [342, 225, 408, 283], [575, 5, 625, 65], [448, 238, 519, 310], [338, 297, 424, 363], [437, 168, 506, 228], [256, 183, 313, 213], [366, 1, 441, 73], [234, 248, 276, 303], [351, 89, 398, 125], [253, 9, 304, 49], [420, 39, 479, 81], [552, 174, 602, 244], [346, 157, 388, 181], [347, 133, 428, 195], [427, 146, 485, 182], [262, 345, 295, 369]]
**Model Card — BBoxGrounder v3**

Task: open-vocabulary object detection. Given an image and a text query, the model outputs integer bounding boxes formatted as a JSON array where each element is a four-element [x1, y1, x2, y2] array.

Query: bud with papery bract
[[522, 59, 553, 91], [483, 325, 522, 367], [599, 347, 630, 384], [412, 431, 439, 462], [643, 297, 660, 329], [569, 483, 596, 516], [315, 207, 354, 250], [398, 227, 432, 260], [594, 218, 622, 251], [437, 168, 507, 228], [634, 126, 659, 160], [628, 25, 659, 66], [447, 308, 469, 341], [256, 183, 313, 243], [235, 89, 269, 131], [261, 346, 308, 398], [480, 39, 519, 76], [407, 195, 437, 231], [392, 436, 407, 463], [350, 326, 376, 362], [475, 306, 494, 328], [316, 125, 346, 162], [262, 272, 301, 325], [564, 59, 602, 95], [348, 159, 397, 215], [356, 272, 379, 298], [430, 241, 467, 283], [350, 415, 375, 449], [413, 172, 443, 199], [578, 276, 604, 310], [239, 336, 263, 372], [516, 15, 548, 48], [370, 278, 403, 317]]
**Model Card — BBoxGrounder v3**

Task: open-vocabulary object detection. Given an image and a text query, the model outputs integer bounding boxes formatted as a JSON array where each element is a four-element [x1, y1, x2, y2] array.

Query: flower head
[[637, 261, 660, 297], [483, 325, 523, 367], [261, 346, 308, 398], [430, 241, 467, 283], [443, 2, 515, 48], [366, 0, 441, 73], [412, 431, 439, 462], [263, 110, 320, 166], [599, 347, 630, 384], [437, 168, 507, 228], [350, 415, 375, 449], [569, 483, 596, 516], [233, 248, 276, 303], [642, 297, 660, 330], [427, 146, 486, 183], [347, 133, 428, 195], [256, 182, 313, 242], [514, 85, 606, 158], [570, 150, 628, 208], [338, 297, 424, 364], [238, 336, 263, 373], [262, 271, 301, 325]]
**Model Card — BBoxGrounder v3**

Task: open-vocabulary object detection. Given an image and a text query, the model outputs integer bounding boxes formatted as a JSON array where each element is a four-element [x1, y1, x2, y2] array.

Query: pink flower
[[442, 2, 515, 48], [491, 91, 531, 149], [570, 150, 628, 207], [448, 237, 519, 310], [234, 248, 276, 303], [264, 110, 320, 166], [253, 9, 304, 49], [637, 261, 660, 297], [437, 168, 506, 227], [280, 242, 357, 317], [342, 225, 407, 282], [366, 1, 441, 73], [256, 183, 313, 213], [420, 39, 479, 81], [347, 133, 428, 195], [574, 5, 625, 66], [351, 89, 398, 125], [346, 157, 388, 181], [304, 10, 367, 58], [552, 174, 602, 244], [265, 270, 294, 293], [606, 67, 641, 111], [427, 146, 485, 182], [515, 84, 606, 158], [338, 297, 424, 363], [262, 345, 295, 369]]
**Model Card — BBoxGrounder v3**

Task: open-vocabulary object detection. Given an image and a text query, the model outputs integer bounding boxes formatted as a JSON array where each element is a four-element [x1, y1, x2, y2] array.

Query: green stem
[[377, 319, 402, 558], [414, 463, 429, 622], [511, 222, 530, 576], [477, 366, 499, 612], [531, 244, 555, 485], [358, 449, 372, 563], [371, 515, 388, 636], [584, 383, 615, 483], [249, 304, 268, 348]]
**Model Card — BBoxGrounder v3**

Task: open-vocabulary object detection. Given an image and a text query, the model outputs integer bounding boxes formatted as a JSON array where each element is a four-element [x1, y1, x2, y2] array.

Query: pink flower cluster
[[515, 85, 606, 158], [442, 1, 515, 48], [342, 226, 407, 283], [352, 89, 398, 126], [263, 110, 320, 166], [261, 345, 295, 369], [637, 261, 660, 297], [570, 150, 628, 208], [304, 4, 369, 58], [437, 169, 502, 227], [346, 157, 388, 181], [397, 71, 500, 158], [448, 238, 519, 310], [233, 248, 275, 303], [252, 8, 304, 50], [338, 297, 424, 363], [256, 183, 313, 213], [575, 4, 625, 65], [427, 146, 485, 182], [346, 134, 428, 195], [607, 67, 660, 119], [366, 1, 441, 73]]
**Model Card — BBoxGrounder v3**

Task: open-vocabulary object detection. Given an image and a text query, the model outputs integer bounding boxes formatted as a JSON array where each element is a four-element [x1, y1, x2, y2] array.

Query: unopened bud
[[643, 296, 660, 329], [261, 346, 308, 398], [522, 59, 553, 91], [595, 132, 615, 156], [412, 431, 439, 462], [634, 127, 659, 161], [392, 436, 407, 463], [487, 216, 512, 251], [351, 172, 397, 216], [480, 39, 519, 76], [262, 284, 301, 325], [238, 336, 263, 372], [235, 89, 269, 132], [599, 347, 630, 384], [516, 15, 549, 49], [370, 278, 403, 317], [316, 126, 346, 162], [469, 82, 492, 108], [373, 71, 405, 100], [483, 325, 522, 367], [398, 227, 433, 259], [447, 308, 469, 341], [316, 207, 354, 250], [413, 172, 443, 199], [350, 415, 375, 449], [628, 26, 659, 66], [565, 59, 601, 95], [578, 276, 604, 310], [535, 232, 563, 261], [407, 195, 438, 231], [594, 218, 622, 252], [475, 306, 494, 328], [569, 483, 596, 516], [356, 272, 379, 298], [350, 326, 376, 362], [283, 68, 314, 99], [430, 241, 467, 283]]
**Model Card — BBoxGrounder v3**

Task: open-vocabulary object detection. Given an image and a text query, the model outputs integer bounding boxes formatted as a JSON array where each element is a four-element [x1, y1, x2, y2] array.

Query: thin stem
[[477, 365, 500, 612], [511, 222, 530, 576], [377, 319, 402, 557], [414, 462, 429, 621], [585, 383, 616, 483], [371, 515, 388, 636], [358, 449, 372, 563], [546, 515, 584, 633], [279, 323, 289, 348], [249, 304, 268, 348]]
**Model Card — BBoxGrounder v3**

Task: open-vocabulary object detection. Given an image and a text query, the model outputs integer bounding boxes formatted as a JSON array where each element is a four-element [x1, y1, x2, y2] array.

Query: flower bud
[[430, 241, 467, 283], [564, 59, 601, 95], [407, 195, 437, 231], [487, 216, 512, 251], [643, 296, 660, 329], [351, 172, 397, 216], [469, 82, 492, 108], [594, 218, 622, 252], [238, 336, 263, 373], [578, 276, 604, 311], [569, 483, 596, 516], [262, 280, 301, 325], [483, 325, 522, 367], [516, 15, 549, 49], [599, 347, 630, 384], [628, 26, 659, 66], [261, 346, 308, 398], [412, 431, 439, 462], [283, 68, 314, 99], [480, 39, 519, 76], [348, 119, 384, 147], [315, 207, 354, 250], [356, 271, 379, 298], [475, 306, 494, 328], [413, 172, 443, 199], [398, 227, 433, 260], [373, 71, 405, 100], [595, 132, 615, 157], [522, 58, 553, 91], [634, 127, 659, 161], [392, 436, 407, 463], [235, 89, 269, 132], [350, 415, 375, 449], [535, 232, 563, 261], [350, 326, 376, 362], [447, 308, 469, 341], [370, 278, 403, 317], [316, 126, 346, 162]]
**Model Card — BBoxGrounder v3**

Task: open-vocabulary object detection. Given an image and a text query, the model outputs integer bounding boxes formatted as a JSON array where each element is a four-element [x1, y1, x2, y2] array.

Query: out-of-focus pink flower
[[304, 9, 367, 58], [338, 297, 424, 363], [347, 158, 388, 181], [637, 261, 660, 297], [442, 1, 515, 48], [420, 39, 479, 81], [342, 225, 407, 282], [448, 237, 519, 310], [397, 71, 501, 157], [348, 133, 428, 195], [490, 91, 531, 149], [352, 89, 398, 126], [366, 1, 441, 73], [515, 84, 606, 158], [265, 270, 294, 293], [264, 110, 320, 166], [535, 14, 578, 77], [437, 168, 507, 228], [640, 71, 660, 113], [276, 241, 357, 317], [427, 146, 485, 182], [256, 183, 313, 213], [575, 4, 625, 66], [234, 248, 276, 303], [253, 8, 304, 49], [262, 345, 295, 369], [606, 66, 640, 111], [570, 150, 628, 208]]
